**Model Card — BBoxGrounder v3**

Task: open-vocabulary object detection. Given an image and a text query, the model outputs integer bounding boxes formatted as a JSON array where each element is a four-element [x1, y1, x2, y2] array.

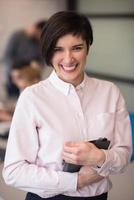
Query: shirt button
[[77, 113, 83, 117]]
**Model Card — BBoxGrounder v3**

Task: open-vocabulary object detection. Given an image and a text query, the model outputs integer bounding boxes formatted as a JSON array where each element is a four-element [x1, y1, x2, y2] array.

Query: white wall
[[86, 19, 134, 79]]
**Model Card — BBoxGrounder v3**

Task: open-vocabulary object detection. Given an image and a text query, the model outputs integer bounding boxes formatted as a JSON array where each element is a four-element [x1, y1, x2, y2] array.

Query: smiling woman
[[41, 11, 93, 66], [3, 11, 132, 200]]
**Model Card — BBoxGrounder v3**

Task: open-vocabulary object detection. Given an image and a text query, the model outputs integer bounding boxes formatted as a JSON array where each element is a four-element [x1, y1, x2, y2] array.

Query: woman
[[3, 11, 132, 200]]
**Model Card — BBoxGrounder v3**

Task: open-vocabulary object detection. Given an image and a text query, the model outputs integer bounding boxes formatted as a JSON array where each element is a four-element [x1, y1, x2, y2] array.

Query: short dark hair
[[11, 60, 31, 70], [40, 11, 93, 66], [35, 20, 47, 31]]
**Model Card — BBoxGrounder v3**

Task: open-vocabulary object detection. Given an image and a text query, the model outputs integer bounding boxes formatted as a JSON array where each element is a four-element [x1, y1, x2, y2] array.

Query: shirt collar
[[49, 70, 88, 95], [75, 77, 86, 91]]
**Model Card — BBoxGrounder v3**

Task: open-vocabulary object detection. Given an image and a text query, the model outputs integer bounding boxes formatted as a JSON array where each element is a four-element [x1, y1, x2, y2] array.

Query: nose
[[63, 50, 73, 64]]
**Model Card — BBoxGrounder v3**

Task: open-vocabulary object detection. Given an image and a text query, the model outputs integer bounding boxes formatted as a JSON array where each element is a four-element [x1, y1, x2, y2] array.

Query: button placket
[[70, 87, 87, 140]]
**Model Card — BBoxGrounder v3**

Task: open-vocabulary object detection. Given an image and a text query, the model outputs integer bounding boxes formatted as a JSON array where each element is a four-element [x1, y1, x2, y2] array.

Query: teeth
[[61, 64, 77, 71]]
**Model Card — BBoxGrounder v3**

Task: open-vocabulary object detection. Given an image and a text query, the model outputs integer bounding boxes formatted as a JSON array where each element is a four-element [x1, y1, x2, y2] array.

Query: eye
[[72, 46, 83, 51], [53, 47, 63, 52]]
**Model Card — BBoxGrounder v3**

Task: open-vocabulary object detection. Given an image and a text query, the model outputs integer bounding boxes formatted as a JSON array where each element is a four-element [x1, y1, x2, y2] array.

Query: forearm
[[3, 161, 77, 196]]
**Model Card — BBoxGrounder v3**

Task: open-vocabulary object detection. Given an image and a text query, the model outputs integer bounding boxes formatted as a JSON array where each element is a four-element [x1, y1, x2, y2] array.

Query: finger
[[62, 151, 76, 160], [63, 157, 76, 165], [64, 141, 80, 147], [62, 152, 78, 164], [63, 145, 80, 154]]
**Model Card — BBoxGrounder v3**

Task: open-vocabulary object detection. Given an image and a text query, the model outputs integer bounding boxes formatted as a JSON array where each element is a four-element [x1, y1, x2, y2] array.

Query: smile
[[60, 64, 78, 72]]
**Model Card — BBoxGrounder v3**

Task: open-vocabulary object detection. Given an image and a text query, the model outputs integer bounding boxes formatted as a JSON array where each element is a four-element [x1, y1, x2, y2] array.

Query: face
[[51, 34, 89, 87], [11, 69, 30, 90]]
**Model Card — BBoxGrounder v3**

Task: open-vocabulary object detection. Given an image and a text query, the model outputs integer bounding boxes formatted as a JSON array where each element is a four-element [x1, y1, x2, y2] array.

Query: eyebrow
[[55, 43, 84, 48], [73, 43, 84, 47]]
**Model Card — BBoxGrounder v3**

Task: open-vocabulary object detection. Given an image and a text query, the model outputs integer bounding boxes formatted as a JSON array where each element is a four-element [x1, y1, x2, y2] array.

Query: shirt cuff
[[57, 171, 78, 192], [93, 150, 112, 177]]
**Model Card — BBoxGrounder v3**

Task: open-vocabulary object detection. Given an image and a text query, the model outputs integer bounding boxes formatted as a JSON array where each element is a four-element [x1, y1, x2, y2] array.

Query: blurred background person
[[3, 20, 46, 97], [0, 60, 42, 139], [10, 60, 42, 92]]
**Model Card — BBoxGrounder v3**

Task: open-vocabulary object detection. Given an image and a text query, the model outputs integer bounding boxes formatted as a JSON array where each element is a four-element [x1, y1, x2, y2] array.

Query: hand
[[77, 166, 104, 189], [62, 141, 106, 167]]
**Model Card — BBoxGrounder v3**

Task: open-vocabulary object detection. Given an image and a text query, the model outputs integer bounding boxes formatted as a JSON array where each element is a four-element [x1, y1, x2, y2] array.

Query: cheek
[[51, 57, 61, 72], [78, 53, 87, 64], [51, 54, 59, 65]]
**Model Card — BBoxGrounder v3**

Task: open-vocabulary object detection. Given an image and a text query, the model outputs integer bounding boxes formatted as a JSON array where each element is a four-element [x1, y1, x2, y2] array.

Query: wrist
[[77, 172, 90, 189], [96, 149, 106, 168]]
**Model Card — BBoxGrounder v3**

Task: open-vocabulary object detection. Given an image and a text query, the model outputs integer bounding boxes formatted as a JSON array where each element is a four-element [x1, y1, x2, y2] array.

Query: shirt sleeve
[[94, 86, 132, 177], [2, 88, 77, 198]]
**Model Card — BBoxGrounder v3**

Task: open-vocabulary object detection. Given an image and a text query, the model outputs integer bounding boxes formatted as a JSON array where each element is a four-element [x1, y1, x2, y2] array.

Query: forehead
[[56, 34, 85, 46]]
